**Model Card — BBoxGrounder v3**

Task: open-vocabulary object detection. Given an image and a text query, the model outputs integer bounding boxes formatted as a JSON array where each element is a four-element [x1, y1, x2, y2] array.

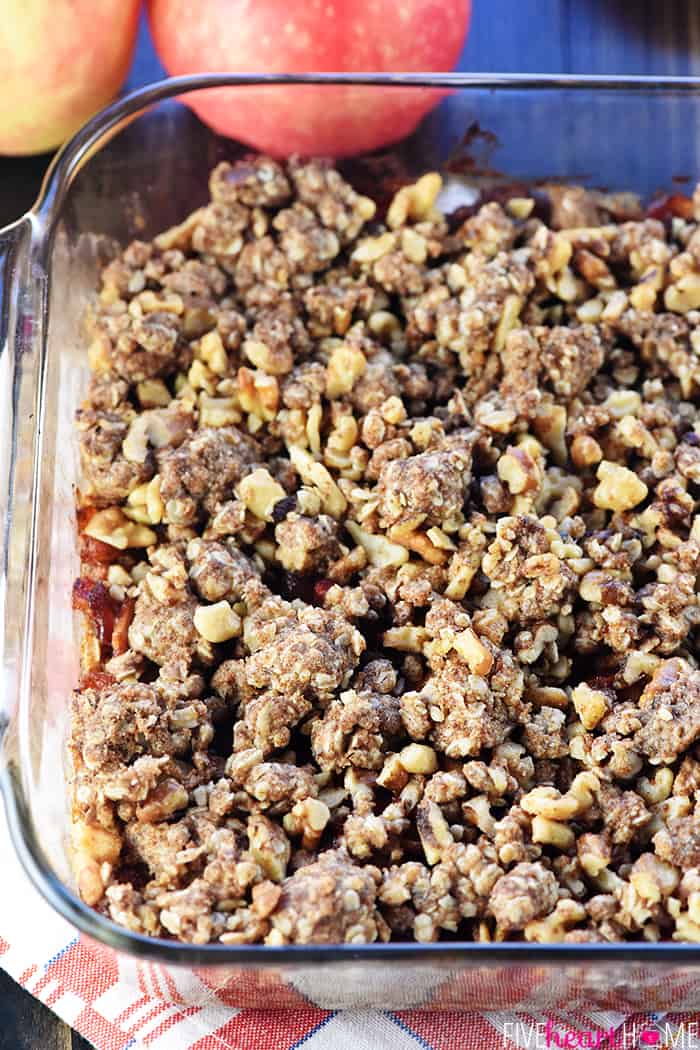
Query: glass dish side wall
[[4, 77, 700, 1011]]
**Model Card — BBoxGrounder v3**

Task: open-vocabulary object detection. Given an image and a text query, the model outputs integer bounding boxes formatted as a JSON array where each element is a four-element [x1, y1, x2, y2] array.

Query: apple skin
[[0, 0, 141, 156], [148, 0, 471, 157]]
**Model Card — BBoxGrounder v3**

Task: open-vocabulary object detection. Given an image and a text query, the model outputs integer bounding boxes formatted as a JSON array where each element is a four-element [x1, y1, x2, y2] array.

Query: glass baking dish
[[3, 73, 700, 1012]]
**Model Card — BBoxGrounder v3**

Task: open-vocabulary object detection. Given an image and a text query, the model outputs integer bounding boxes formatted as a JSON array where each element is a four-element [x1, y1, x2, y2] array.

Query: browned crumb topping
[[70, 161, 700, 945]]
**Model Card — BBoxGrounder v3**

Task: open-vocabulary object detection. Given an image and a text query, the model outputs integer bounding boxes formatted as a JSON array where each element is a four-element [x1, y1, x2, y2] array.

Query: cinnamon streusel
[[70, 158, 700, 945]]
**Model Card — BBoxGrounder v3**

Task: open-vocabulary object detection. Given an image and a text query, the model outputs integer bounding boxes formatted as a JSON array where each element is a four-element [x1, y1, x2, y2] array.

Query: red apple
[[0, 0, 141, 156], [148, 0, 471, 157]]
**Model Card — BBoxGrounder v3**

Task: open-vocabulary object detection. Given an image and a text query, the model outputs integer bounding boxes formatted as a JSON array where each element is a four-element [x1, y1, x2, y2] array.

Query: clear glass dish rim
[[5, 71, 700, 967]]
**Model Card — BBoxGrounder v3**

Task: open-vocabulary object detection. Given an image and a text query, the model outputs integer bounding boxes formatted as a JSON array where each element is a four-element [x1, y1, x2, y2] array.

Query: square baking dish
[[3, 73, 700, 1012]]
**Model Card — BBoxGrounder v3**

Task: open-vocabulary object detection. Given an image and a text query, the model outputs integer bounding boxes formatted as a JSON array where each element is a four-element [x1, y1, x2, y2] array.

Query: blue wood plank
[[126, 2, 700, 86], [457, 0, 700, 76], [457, 0, 568, 73], [563, 0, 700, 76], [130, 2, 700, 87], [125, 10, 165, 92]]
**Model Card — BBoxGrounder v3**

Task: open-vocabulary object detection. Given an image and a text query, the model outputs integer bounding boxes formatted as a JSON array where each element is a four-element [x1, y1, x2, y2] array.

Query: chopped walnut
[[376, 447, 471, 530], [158, 426, 260, 525], [458, 202, 516, 257], [209, 158, 291, 209], [311, 688, 402, 772], [77, 409, 154, 506], [489, 862, 559, 931], [72, 680, 190, 771], [401, 646, 527, 759], [546, 185, 604, 229], [522, 707, 569, 760], [128, 588, 200, 679], [597, 784, 651, 845], [187, 538, 260, 603], [634, 658, 700, 764], [499, 324, 606, 414], [89, 309, 187, 384], [266, 849, 384, 944], [432, 252, 534, 394], [244, 598, 364, 703], [482, 515, 576, 622], [655, 815, 700, 869], [275, 513, 341, 573], [234, 692, 312, 756], [379, 842, 502, 940], [227, 748, 317, 812]]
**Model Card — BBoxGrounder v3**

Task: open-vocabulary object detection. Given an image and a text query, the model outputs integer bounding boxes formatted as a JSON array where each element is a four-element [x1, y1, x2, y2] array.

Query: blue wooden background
[[124, 1, 700, 88], [3, 1, 700, 1046]]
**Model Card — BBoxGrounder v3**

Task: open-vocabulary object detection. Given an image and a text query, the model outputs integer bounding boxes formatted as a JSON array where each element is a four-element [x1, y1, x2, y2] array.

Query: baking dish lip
[[6, 71, 700, 967]]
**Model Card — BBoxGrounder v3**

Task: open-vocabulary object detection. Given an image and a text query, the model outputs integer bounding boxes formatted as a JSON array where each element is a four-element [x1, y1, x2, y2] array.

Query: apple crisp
[[70, 156, 700, 945]]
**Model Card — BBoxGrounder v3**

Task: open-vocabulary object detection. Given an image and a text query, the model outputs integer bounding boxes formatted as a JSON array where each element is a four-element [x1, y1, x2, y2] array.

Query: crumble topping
[[70, 157, 700, 945]]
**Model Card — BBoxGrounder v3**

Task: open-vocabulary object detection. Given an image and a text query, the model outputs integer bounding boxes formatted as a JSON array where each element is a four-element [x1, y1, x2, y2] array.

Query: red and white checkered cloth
[[2, 805, 699, 1050]]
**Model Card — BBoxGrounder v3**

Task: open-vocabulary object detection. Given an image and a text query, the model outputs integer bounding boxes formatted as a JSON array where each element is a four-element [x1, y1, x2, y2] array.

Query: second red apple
[[148, 0, 471, 157]]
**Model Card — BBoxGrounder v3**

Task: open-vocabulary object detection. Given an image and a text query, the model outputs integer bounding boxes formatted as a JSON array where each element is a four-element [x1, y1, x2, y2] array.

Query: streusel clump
[[71, 159, 700, 944]]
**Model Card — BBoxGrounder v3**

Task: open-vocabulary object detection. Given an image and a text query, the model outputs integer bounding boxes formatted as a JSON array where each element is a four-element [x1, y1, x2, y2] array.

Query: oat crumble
[[70, 156, 700, 945]]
